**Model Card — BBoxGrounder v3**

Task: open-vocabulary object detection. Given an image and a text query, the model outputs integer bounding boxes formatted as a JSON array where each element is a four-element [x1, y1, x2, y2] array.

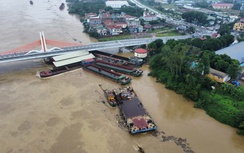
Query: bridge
[[0, 32, 191, 64]]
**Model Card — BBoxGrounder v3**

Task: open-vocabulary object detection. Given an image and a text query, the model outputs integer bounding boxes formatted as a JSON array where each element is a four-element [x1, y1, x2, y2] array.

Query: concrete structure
[[215, 42, 244, 64], [134, 48, 147, 58], [105, 1, 129, 9], [207, 68, 230, 83]]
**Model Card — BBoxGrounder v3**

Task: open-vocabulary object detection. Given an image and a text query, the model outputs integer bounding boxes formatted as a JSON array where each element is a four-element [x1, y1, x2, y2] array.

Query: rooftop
[[215, 42, 244, 64]]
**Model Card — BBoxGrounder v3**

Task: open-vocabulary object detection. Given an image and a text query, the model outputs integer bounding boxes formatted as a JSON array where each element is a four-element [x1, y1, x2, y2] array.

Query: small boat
[[116, 87, 157, 134], [104, 89, 117, 107], [30, 1, 33, 5], [59, 3, 65, 10]]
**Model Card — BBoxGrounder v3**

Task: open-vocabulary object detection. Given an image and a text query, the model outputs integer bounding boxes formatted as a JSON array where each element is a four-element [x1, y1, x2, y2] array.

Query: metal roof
[[52, 50, 89, 61], [215, 42, 244, 64], [53, 53, 95, 67]]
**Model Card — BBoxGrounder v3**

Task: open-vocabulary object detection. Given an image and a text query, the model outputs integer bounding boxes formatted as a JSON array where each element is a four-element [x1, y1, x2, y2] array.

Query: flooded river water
[[0, 0, 244, 153]]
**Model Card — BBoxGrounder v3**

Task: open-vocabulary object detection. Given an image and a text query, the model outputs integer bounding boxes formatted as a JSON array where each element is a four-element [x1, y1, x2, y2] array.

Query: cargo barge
[[115, 87, 157, 134], [39, 63, 82, 78], [83, 65, 131, 85], [94, 60, 143, 77], [91, 51, 144, 67]]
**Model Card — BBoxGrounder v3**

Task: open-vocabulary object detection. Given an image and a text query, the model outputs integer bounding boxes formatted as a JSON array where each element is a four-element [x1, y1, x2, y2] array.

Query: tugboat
[[29, 1, 33, 5], [99, 85, 117, 107], [116, 87, 157, 134], [59, 3, 65, 10]]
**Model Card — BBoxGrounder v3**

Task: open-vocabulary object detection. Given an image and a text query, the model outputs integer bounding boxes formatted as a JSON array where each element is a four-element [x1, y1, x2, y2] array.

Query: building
[[88, 17, 102, 25], [215, 41, 244, 64], [233, 21, 244, 31], [212, 3, 233, 9], [206, 68, 230, 83], [134, 48, 147, 58], [142, 11, 158, 22], [105, 1, 129, 9]]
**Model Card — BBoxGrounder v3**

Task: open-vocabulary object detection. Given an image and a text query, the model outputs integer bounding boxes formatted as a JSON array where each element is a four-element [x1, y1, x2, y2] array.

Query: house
[[100, 12, 112, 21], [142, 11, 158, 22], [107, 25, 123, 35], [206, 68, 230, 83], [88, 17, 102, 26], [134, 48, 148, 58], [233, 21, 244, 31], [85, 13, 97, 19], [105, 1, 129, 9], [212, 3, 233, 9]]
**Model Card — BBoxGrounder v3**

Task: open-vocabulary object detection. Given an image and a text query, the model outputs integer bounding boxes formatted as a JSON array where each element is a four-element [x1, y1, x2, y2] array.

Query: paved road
[[0, 36, 190, 64]]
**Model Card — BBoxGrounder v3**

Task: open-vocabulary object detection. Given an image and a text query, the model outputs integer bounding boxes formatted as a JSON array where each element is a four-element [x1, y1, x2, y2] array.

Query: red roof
[[135, 48, 147, 53], [132, 117, 148, 129], [212, 3, 233, 7]]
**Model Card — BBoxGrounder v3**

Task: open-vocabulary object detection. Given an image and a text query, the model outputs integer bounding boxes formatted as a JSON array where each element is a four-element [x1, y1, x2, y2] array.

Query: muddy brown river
[[0, 0, 244, 153]]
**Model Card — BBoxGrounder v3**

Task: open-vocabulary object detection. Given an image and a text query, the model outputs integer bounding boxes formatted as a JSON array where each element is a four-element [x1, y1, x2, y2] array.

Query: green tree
[[227, 63, 241, 79], [191, 38, 203, 48], [218, 24, 231, 36]]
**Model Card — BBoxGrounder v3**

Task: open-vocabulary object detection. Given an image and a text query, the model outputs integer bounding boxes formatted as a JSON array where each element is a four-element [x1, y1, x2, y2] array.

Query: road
[[129, 0, 213, 36], [0, 36, 190, 64]]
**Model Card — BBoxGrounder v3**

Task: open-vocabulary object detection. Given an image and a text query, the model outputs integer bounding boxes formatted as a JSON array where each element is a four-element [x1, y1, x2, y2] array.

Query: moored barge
[[83, 65, 131, 85], [94, 60, 143, 77], [116, 87, 157, 134], [91, 51, 144, 67], [39, 63, 82, 78]]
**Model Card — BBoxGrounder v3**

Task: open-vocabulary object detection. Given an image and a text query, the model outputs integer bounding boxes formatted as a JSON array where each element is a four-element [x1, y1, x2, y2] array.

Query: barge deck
[[116, 87, 157, 134], [83, 65, 131, 85], [94, 60, 143, 77]]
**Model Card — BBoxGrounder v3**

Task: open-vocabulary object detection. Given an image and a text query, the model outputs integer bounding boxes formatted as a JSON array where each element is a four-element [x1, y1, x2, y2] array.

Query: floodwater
[[0, 0, 244, 153]]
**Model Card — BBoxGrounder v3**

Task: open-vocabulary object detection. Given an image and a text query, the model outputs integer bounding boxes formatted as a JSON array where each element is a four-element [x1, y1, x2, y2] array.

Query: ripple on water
[[18, 121, 31, 131], [45, 117, 61, 127], [49, 123, 85, 153]]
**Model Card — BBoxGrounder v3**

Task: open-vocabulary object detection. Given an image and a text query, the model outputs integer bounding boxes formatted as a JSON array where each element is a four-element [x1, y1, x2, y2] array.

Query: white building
[[105, 1, 129, 9]]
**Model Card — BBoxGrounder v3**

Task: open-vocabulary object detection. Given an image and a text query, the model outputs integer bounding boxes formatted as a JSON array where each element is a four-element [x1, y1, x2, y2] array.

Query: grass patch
[[156, 31, 183, 37], [98, 35, 132, 41]]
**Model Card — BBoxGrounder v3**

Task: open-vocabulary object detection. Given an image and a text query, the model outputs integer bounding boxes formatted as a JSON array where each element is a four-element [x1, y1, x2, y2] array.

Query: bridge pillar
[[43, 57, 54, 65], [118, 47, 123, 53]]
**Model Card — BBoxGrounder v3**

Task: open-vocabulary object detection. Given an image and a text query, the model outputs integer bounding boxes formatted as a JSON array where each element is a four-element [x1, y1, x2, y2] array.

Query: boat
[[94, 60, 143, 77], [83, 65, 132, 85], [39, 63, 82, 78], [104, 89, 117, 107], [59, 3, 65, 10], [29, 1, 33, 5], [91, 50, 144, 67], [115, 87, 157, 134]]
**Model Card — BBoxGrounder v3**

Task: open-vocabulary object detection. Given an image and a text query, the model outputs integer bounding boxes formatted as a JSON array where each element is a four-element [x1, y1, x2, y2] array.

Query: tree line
[[148, 36, 244, 135]]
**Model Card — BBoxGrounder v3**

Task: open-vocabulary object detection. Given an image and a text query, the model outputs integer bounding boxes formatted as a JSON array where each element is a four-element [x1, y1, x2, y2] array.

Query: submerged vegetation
[[148, 35, 244, 135]]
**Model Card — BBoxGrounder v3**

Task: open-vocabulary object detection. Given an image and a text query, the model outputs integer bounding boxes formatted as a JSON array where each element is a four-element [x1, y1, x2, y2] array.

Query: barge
[[91, 51, 144, 67], [116, 87, 157, 134], [83, 65, 131, 85], [94, 60, 143, 77], [39, 63, 82, 78]]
